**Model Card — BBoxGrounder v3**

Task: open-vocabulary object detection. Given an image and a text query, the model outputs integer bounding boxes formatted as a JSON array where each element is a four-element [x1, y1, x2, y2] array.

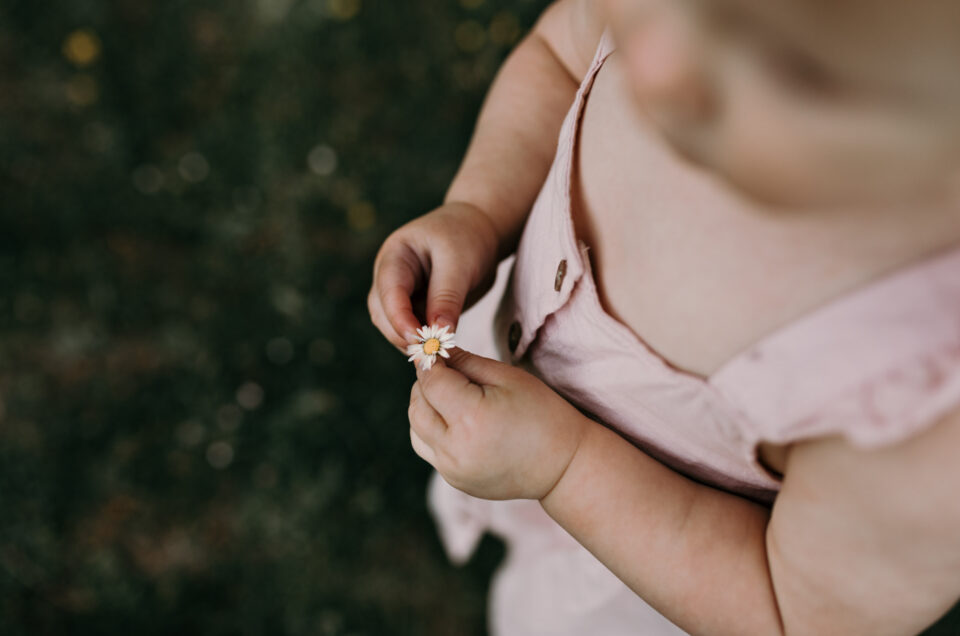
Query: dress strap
[[591, 26, 617, 73], [712, 245, 960, 449]]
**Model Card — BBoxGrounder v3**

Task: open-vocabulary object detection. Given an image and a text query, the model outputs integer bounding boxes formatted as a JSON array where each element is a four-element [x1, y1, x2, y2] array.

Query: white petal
[[406, 344, 421, 355], [416, 326, 429, 339], [437, 325, 450, 337], [421, 356, 434, 371], [439, 348, 450, 358], [439, 332, 454, 342]]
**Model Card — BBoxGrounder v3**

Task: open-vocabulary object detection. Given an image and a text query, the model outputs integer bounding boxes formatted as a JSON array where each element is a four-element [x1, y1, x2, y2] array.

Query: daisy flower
[[407, 324, 456, 371]]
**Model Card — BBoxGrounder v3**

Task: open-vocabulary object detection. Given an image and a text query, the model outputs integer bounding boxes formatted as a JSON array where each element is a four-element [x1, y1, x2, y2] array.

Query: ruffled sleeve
[[711, 245, 960, 462], [775, 342, 960, 450]]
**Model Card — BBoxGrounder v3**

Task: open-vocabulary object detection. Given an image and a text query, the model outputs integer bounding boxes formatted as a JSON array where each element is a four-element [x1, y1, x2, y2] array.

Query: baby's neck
[[799, 192, 960, 264]]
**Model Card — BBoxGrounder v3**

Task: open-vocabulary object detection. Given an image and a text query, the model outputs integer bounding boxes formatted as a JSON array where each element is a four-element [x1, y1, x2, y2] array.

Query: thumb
[[443, 347, 508, 386], [426, 256, 470, 332], [415, 348, 509, 420]]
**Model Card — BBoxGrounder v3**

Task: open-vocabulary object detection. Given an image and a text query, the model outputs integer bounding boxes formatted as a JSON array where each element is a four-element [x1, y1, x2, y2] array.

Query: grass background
[[1, 0, 957, 633]]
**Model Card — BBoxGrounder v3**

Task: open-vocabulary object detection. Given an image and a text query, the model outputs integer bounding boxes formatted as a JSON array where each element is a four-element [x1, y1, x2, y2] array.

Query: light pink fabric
[[427, 29, 960, 635]]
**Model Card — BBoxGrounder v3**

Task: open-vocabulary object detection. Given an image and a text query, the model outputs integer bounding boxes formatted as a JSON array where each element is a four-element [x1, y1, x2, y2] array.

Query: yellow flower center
[[423, 338, 441, 355]]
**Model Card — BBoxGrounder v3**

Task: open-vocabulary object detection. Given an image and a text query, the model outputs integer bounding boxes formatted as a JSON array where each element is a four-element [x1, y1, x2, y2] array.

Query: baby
[[369, 0, 960, 634]]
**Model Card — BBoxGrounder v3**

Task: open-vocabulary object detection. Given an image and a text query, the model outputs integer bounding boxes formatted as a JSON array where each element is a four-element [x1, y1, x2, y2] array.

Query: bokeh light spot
[[328, 0, 361, 20], [307, 144, 338, 176], [293, 389, 336, 418], [347, 201, 375, 231], [235, 381, 264, 410], [62, 29, 101, 67], [206, 441, 234, 469], [178, 152, 210, 183], [256, 0, 296, 23], [270, 286, 304, 318]]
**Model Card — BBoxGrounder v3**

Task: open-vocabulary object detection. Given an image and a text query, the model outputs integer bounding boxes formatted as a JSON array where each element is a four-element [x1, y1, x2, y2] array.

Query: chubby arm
[[444, 0, 603, 260], [540, 408, 960, 635], [540, 421, 783, 635], [767, 409, 960, 635]]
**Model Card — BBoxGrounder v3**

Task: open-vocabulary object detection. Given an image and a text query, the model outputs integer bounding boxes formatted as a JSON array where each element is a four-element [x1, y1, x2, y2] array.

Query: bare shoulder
[[766, 407, 960, 635], [531, 0, 605, 82]]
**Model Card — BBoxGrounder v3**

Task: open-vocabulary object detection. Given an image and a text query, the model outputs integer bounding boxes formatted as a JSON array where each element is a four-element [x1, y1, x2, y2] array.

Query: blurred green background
[[0, 0, 548, 633], [1, 0, 957, 634]]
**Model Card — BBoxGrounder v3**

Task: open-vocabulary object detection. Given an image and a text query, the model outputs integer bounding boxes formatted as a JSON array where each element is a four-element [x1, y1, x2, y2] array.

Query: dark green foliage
[[0, 0, 536, 633]]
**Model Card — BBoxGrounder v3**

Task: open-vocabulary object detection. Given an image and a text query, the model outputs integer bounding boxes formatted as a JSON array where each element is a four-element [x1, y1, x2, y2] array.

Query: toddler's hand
[[368, 202, 500, 352], [408, 348, 590, 501]]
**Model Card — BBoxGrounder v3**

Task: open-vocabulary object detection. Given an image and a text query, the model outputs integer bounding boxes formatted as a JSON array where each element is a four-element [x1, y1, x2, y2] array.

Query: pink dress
[[428, 29, 960, 635]]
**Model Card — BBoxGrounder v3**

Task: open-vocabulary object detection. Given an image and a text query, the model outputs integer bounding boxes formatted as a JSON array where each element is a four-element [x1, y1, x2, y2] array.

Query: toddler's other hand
[[368, 202, 499, 352], [408, 348, 590, 501]]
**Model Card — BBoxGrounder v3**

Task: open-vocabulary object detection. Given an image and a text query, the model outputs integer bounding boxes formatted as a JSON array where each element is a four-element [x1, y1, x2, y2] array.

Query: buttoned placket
[[507, 256, 574, 355], [503, 29, 613, 361]]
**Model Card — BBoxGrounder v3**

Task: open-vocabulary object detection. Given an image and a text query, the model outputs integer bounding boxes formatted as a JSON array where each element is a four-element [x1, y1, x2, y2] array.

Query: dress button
[[554, 259, 567, 291], [508, 321, 522, 353]]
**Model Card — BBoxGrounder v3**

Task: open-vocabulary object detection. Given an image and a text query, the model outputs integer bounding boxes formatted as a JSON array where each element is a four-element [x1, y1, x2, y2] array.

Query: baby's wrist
[[538, 413, 595, 505], [443, 179, 527, 258], [442, 199, 510, 262]]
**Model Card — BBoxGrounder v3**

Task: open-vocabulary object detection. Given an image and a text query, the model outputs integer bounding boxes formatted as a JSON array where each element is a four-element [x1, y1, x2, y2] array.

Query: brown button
[[508, 320, 522, 353], [554, 259, 567, 292]]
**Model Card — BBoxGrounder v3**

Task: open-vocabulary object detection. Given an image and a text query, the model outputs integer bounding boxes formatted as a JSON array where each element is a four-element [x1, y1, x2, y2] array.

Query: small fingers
[[441, 347, 513, 386], [416, 355, 484, 420], [426, 254, 469, 331], [376, 245, 424, 344], [368, 286, 409, 352], [410, 427, 438, 467], [409, 381, 448, 447]]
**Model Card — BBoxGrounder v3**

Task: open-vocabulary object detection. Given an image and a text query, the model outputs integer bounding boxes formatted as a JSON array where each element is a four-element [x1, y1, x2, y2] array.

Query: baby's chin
[[709, 164, 858, 212], [718, 162, 958, 213], [713, 169, 912, 213], [649, 127, 819, 211], [661, 131, 946, 213]]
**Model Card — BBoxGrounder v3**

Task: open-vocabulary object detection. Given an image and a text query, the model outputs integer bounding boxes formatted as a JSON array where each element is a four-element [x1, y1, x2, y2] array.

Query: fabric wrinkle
[[424, 24, 960, 635]]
